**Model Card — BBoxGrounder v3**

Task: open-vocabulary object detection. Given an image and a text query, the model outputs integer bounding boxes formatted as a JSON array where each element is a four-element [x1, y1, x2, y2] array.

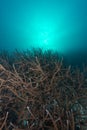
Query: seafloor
[[0, 49, 87, 130]]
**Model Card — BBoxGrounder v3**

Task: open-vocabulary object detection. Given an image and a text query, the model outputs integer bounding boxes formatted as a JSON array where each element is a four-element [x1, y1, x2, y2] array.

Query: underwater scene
[[0, 0, 87, 129]]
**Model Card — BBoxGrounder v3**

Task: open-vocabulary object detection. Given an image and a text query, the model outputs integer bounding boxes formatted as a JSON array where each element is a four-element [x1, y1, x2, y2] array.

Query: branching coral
[[0, 49, 87, 130]]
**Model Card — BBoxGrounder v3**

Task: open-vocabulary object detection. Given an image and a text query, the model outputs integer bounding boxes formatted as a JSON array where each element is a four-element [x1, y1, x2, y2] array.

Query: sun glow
[[32, 19, 56, 49]]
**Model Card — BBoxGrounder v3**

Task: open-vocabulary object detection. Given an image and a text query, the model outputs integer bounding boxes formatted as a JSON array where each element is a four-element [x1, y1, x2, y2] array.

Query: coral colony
[[0, 49, 87, 130]]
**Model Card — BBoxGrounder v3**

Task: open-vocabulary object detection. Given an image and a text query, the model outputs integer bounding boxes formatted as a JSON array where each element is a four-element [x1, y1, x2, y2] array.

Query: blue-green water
[[0, 0, 87, 64]]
